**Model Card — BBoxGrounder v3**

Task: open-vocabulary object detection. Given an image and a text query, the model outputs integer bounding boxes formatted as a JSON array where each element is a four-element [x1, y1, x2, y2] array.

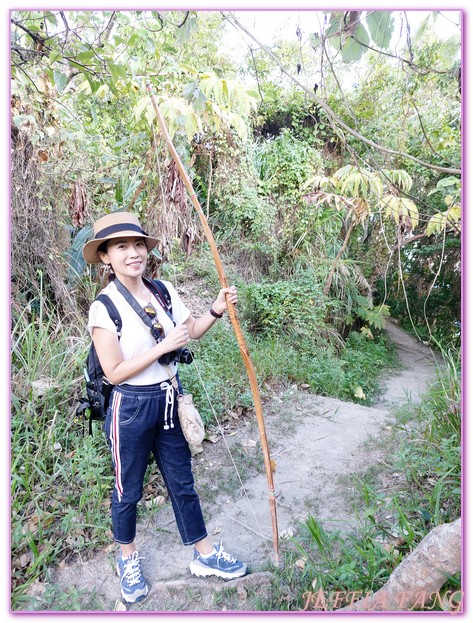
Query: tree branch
[[249, 47, 264, 105], [11, 18, 49, 49]]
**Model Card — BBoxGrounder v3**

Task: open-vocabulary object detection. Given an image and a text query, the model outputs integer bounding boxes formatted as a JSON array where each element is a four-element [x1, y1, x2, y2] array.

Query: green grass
[[11, 301, 114, 609], [179, 321, 398, 417]]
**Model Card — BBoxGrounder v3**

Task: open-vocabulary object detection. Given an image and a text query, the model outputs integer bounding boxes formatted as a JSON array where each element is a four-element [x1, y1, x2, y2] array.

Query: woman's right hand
[[159, 324, 190, 354]]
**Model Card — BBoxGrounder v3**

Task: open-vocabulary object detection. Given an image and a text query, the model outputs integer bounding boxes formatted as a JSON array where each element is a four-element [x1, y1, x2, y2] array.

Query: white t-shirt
[[88, 280, 191, 385]]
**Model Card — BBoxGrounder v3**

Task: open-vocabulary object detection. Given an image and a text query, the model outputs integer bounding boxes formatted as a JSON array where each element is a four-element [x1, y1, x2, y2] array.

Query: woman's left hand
[[212, 285, 238, 315]]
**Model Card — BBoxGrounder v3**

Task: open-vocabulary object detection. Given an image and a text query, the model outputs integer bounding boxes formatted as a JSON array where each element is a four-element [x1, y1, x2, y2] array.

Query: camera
[[158, 348, 194, 366]]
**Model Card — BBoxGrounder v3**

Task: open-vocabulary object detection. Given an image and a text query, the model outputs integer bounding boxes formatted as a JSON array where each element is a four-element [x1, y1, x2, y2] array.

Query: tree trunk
[[339, 518, 462, 612]]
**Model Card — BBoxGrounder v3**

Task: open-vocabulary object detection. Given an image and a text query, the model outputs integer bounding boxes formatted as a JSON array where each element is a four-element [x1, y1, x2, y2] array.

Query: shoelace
[[122, 552, 144, 587], [216, 544, 236, 564]]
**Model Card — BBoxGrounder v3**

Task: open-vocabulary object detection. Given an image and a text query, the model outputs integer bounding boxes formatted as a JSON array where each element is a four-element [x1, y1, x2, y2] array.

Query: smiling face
[[98, 236, 148, 281]]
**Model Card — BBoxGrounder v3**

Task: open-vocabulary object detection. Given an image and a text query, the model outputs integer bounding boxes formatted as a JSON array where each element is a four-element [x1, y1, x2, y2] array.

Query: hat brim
[[82, 231, 159, 264]]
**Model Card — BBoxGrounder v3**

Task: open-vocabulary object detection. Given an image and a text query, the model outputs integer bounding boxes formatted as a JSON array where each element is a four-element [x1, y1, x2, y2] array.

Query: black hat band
[[94, 223, 146, 239]]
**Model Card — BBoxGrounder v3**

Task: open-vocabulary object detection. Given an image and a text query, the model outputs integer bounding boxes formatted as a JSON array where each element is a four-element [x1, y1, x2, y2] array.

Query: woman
[[82, 212, 247, 604]]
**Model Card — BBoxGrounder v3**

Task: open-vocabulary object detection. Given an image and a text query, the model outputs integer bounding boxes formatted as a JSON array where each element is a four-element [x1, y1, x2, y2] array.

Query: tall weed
[[11, 300, 113, 608]]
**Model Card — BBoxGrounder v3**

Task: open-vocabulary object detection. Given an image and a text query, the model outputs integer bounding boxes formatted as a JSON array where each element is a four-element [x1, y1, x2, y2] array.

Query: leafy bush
[[242, 271, 335, 346], [217, 184, 277, 241], [255, 129, 322, 201]]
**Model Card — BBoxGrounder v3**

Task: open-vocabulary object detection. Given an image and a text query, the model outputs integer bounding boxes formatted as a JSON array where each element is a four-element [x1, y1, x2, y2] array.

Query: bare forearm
[[187, 310, 221, 340], [103, 342, 167, 384]]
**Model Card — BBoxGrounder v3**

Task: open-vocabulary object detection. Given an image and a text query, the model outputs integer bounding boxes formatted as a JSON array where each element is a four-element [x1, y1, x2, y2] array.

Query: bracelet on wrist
[[210, 307, 223, 319]]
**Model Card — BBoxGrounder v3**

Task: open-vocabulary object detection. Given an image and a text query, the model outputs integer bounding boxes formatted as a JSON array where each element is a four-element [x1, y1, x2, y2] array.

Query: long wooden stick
[[147, 85, 279, 565]]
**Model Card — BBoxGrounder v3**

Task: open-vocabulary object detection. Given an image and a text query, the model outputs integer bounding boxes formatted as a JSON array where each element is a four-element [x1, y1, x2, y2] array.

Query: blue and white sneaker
[[116, 551, 149, 603], [189, 542, 248, 580]]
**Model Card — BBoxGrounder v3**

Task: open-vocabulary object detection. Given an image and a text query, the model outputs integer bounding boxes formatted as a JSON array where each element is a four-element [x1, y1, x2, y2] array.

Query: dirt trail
[[31, 321, 438, 612]]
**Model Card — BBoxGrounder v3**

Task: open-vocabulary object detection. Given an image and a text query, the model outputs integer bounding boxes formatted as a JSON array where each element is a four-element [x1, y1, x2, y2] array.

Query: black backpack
[[77, 279, 172, 434]]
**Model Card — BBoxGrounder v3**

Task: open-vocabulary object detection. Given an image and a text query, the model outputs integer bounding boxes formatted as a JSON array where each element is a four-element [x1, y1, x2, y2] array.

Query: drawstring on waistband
[[163, 383, 175, 430]]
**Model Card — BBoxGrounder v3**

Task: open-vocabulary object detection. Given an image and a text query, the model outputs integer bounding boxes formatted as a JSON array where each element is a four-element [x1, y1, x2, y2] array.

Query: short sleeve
[[161, 280, 191, 325], [88, 299, 118, 336]]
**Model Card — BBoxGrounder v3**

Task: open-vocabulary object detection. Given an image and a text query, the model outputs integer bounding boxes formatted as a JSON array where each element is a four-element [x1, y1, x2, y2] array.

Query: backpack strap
[[95, 293, 122, 337], [85, 294, 122, 434]]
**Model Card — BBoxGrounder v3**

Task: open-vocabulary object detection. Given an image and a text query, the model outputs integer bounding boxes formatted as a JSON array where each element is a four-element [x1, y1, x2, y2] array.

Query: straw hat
[[82, 212, 159, 264]]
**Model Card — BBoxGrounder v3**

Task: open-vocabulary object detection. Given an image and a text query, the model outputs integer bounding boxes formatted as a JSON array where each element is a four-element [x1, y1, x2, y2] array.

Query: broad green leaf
[[221, 79, 229, 101], [163, 44, 179, 54], [184, 111, 200, 143], [53, 71, 68, 93], [48, 50, 62, 65], [302, 175, 334, 191], [370, 176, 384, 198], [76, 51, 95, 63], [214, 79, 224, 107], [76, 78, 92, 94], [448, 205, 461, 222], [115, 178, 123, 203], [437, 176, 460, 189], [144, 104, 156, 127], [65, 224, 93, 282], [96, 84, 110, 99], [133, 96, 150, 122], [69, 60, 87, 71], [236, 88, 248, 116], [114, 137, 129, 148], [174, 13, 197, 46], [326, 14, 343, 48], [402, 198, 418, 230], [128, 33, 139, 46], [43, 11, 58, 26], [383, 169, 413, 192], [426, 205, 461, 236], [333, 164, 356, 180], [341, 24, 369, 63], [182, 81, 198, 99], [113, 35, 128, 46], [366, 12, 395, 49], [310, 33, 322, 49], [426, 212, 446, 236], [229, 112, 248, 142], [192, 90, 208, 115], [382, 196, 419, 230], [107, 61, 127, 84]]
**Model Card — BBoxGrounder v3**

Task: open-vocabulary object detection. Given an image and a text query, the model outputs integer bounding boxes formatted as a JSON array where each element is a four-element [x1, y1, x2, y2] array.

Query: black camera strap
[[114, 277, 165, 343]]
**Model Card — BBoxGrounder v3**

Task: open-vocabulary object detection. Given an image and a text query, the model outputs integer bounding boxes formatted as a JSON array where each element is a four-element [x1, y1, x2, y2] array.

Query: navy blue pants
[[104, 381, 207, 546]]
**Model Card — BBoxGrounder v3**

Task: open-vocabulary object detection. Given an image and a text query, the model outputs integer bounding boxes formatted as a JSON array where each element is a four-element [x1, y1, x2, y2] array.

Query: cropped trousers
[[104, 381, 207, 546]]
